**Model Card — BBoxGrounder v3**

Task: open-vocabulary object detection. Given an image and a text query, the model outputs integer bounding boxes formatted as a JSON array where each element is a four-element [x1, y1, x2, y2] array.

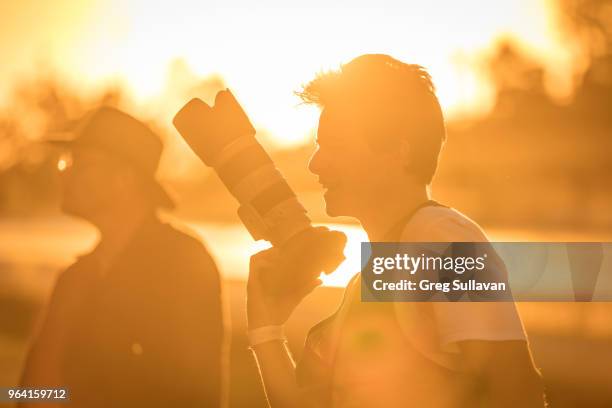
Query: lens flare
[[57, 153, 73, 172]]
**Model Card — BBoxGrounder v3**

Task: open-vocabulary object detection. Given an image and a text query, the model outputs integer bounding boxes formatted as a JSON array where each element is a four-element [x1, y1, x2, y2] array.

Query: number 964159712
[[2, 388, 68, 402]]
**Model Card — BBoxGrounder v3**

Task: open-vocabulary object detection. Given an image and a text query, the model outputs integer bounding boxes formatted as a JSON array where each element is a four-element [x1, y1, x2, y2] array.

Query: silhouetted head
[[50, 107, 174, 223], [299, 54, 446, 218]]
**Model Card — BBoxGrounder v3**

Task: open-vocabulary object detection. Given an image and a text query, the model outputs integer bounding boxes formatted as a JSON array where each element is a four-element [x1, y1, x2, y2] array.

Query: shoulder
[[143, 219, 221, 282], [396, 205, 527, 346], [42, 255, 95, 320], [162, 223, 220, 281], [54, 254, 95, 291], [147, 219, 212, 260], [144, 221, 222, 301], [401, 205, 489, 242]]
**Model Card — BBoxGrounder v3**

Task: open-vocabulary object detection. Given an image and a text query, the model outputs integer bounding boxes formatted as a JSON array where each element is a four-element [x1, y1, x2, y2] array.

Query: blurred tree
[[0, 74, 124, 215], [559, 0, 612, 122], [486, 40, 552, 119], [436, 17, 611, 231], [559, 0, 612, 59]]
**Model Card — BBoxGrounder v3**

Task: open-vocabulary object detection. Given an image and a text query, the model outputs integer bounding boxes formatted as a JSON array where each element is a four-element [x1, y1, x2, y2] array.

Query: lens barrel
[[174, 90, 314, 246], [173, 90, 347, 288]]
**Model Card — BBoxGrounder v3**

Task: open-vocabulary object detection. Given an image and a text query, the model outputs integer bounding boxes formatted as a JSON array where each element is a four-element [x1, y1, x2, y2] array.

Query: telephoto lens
[[173, 90, 346, 293]]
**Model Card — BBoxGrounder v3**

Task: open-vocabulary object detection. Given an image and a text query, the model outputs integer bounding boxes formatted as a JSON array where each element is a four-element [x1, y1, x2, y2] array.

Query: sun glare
[[320, 224, 370, 287], [3, 0, 573, 147]]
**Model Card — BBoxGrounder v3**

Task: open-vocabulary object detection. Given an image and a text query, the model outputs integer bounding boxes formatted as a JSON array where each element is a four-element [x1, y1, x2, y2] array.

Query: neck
[[89, 205, 155, 269], [358, 184, 430, 242]]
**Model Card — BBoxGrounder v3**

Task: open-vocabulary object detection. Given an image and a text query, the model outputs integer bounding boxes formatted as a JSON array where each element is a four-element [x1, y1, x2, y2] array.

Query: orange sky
[[1, 0, 578, 149]]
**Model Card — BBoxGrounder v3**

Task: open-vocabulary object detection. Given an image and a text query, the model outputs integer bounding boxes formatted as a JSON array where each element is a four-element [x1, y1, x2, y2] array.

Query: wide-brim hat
[[48, 106, 175, 210]]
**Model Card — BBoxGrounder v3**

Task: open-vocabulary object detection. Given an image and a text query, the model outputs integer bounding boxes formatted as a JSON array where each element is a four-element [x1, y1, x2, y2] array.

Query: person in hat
[[19, 107, 226, 407]]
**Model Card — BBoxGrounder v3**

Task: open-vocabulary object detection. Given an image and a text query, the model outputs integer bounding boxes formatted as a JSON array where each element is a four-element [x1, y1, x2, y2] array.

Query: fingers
[[281, 227, 346, 276], [248, 247, 281, 287], [250, 247, 280, 268], [249, 242, 330, 296]]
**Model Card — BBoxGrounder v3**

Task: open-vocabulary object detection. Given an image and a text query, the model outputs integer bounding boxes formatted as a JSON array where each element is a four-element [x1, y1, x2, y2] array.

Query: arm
[[409, 217, 546, 406], [247, 248, 321, 408], [18, 331, 64, 408], [457, 340, 546, 407], [250, 341, 304, 408], [19, 325, 63, 389], [18, 273, 75, 408], [176, 252, 225, 406], [144, 247, 225, 407]]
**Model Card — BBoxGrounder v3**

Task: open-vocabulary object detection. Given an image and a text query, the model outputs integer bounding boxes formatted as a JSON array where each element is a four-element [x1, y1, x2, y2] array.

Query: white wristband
[[248, 325, 287, 348]]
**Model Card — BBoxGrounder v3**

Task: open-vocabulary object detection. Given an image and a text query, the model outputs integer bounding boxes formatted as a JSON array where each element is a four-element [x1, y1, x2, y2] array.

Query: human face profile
[[59, 147, 128, 219], [308, 107, 404, 219]]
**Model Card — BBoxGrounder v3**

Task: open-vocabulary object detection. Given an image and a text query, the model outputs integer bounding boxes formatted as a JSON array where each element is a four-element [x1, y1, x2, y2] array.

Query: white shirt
[[304, 205, 528, 407], [392, 205, 527, 369]]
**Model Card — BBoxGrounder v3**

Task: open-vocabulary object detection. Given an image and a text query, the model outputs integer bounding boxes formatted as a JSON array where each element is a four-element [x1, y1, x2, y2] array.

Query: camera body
[[173, 90, 346, 291]]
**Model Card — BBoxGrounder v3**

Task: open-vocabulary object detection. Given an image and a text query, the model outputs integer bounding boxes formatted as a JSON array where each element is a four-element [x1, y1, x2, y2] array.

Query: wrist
[[248, 316, 283, 330], [247, 305, 285, 329], [247, 325, 287, 348]]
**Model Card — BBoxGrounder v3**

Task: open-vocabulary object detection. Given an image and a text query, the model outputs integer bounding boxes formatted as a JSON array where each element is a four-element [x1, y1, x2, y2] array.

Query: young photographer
[[247, 54, 546, 408]]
